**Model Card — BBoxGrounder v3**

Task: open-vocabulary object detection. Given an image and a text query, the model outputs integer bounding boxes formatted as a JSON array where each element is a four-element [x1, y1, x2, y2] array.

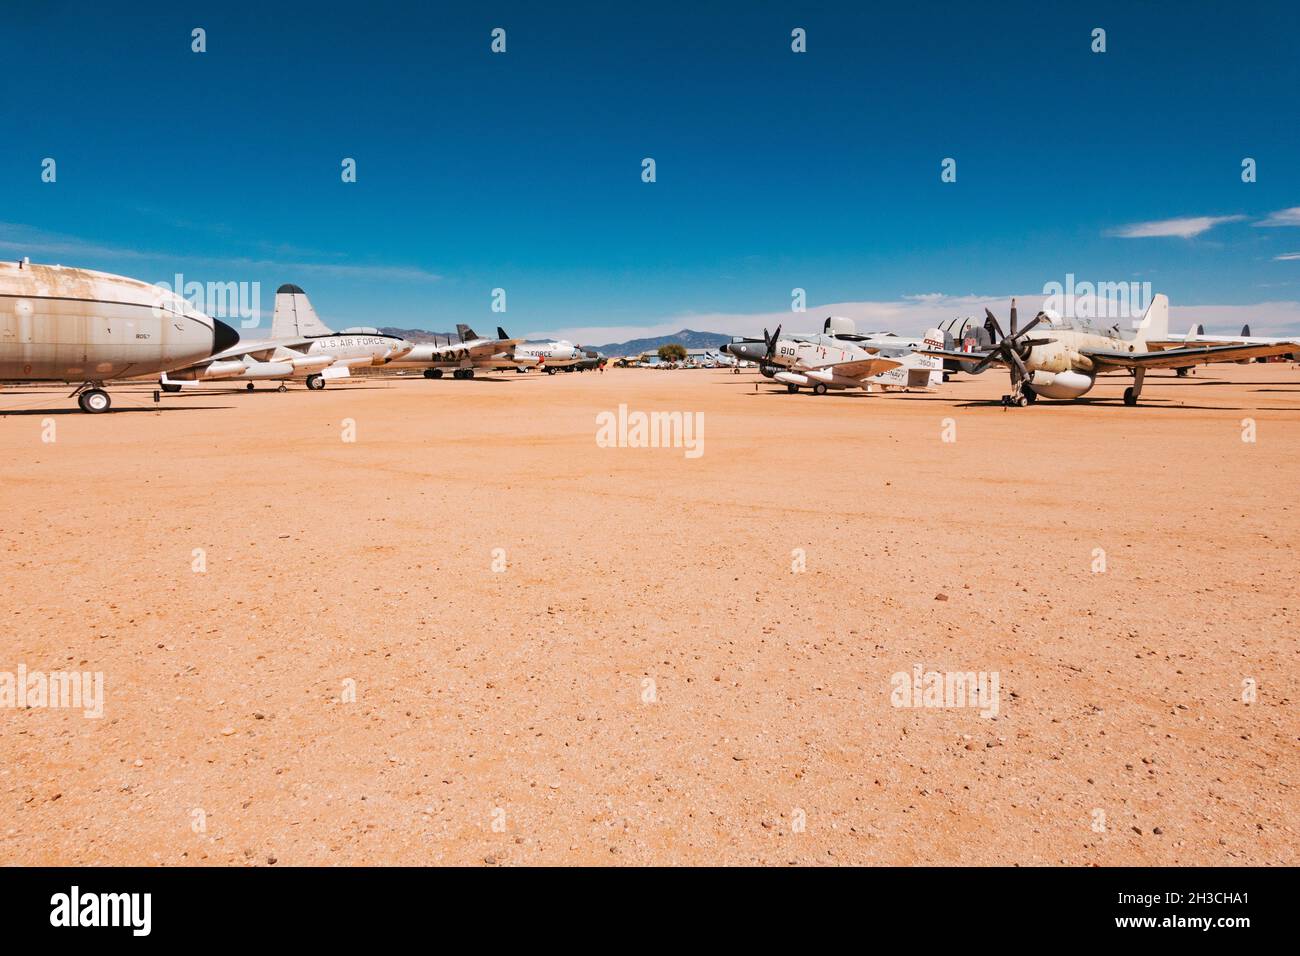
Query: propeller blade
[[984, 309, 1005, 341], [1009, 298, 1018, 336], [1009, 313, 1045, 341]]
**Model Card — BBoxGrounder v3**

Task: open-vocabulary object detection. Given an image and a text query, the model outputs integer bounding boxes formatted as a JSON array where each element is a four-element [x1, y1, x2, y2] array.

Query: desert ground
[[1, 363, 1296, 866]]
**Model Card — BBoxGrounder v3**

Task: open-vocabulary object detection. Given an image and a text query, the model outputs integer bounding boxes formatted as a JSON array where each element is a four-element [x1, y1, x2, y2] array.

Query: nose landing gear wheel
[[277, 384, 288, 393], [306, 374, 326, 390], [1123, 386, 1139, 406], [246, 382, 255, 391], [77, 388, 111, 413]]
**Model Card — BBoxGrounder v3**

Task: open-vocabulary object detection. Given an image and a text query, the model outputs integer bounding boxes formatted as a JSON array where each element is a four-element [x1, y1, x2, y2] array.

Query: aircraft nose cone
[[210, 318, 240, 355]]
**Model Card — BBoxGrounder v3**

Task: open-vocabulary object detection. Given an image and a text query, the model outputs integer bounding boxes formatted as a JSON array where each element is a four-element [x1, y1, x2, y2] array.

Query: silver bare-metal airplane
[[386, 324, 522, 379], [0, 259, 240, 412], [917, 294, 1300, 406], [758, 324, 945, 394], [163, 285, 413, 391]]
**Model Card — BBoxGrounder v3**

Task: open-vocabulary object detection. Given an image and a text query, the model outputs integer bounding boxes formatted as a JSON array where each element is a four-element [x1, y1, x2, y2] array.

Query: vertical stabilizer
[[272, 284, 334, 338]]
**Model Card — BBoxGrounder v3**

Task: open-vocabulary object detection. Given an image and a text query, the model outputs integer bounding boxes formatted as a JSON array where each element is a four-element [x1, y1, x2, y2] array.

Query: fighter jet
[[162, 285, 413, 391], [512, 339, 581, 373], [917, 294, 1300, 406], [386, 324, 521, 379], [0, 259, 240, 412]]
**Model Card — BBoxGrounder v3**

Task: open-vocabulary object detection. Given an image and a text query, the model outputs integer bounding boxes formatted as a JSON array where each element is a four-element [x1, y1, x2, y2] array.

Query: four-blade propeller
[[761, 325, 783, 362], [975, 299, 1049, 387]]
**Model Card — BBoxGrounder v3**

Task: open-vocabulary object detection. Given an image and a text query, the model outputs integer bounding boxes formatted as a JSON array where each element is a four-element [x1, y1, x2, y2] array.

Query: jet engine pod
[[1027, 369, 1094, 399]]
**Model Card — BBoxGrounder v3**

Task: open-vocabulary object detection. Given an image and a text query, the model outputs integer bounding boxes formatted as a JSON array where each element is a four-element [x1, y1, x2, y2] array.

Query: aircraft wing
[[916, 347, 1005, 368], [203, 337, 318, 364], [1083, 342, 1299, 370], [810, 357, 902, 378]]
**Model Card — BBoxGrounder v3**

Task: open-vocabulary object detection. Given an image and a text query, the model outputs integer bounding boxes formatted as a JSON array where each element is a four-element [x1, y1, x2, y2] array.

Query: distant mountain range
[[583, 329, 731, 355], [377, 326, 732, 355]]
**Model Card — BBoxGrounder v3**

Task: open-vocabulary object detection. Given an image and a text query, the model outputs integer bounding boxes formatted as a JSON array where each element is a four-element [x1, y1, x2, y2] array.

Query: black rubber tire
[[79, 389, 111, 413], [812, 383, 828, 395], [1123, 387, 1138, 406], [306, 375, 325, 391]]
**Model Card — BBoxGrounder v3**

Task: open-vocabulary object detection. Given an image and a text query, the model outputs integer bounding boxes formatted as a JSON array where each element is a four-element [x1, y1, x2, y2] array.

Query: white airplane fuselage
[[0, 261, 235, 383]]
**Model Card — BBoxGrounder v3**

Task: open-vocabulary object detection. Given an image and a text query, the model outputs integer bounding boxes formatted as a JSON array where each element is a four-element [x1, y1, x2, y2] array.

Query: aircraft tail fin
[[1134, 293, 1169, 345], [497, 326, 509, 340], [1241, 324, 1251, 337], [456, 323, 479, 343], [272, 284, 334, 338]]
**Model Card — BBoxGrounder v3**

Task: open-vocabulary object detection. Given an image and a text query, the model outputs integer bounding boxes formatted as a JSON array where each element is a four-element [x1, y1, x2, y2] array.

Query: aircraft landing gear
[[76, 386, 111, 414], [277, 384, 288, 393], [546, 367, 557, 375], [246, 382, 255, 391], [1002, 392, 1029, 407], [452, 368, 475, 379], [306, 374, 326, 390], [812, 383, 828, 395], [786, 383, 800, 393], [1021, 385, 1037, 404], [1124, 368, 1146, 406], [425, 368, 444, 379]]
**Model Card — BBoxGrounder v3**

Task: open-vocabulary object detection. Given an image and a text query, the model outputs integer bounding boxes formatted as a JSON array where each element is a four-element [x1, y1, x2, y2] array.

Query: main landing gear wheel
[[306, 374, 326, 390], [277, 384, 288, 393], [546, 367, 557, 375], [812, 383, 828, 395], [786, 384, 800, 393], [246, 382, 255, 391], [77, 388, 111, 413], [1002, 393, 1029, 407], [427, 369, 444, 380], [1123, 386, 1139, 406], [1021, 385, 1037, 405]]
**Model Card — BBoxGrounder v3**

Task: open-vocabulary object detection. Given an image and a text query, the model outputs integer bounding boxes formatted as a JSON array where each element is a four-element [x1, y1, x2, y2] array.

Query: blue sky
[[2, 1, 1299, 340]]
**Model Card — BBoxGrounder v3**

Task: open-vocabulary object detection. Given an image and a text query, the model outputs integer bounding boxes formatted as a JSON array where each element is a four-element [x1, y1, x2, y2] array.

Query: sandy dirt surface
[[1, 364, 1296, 866]]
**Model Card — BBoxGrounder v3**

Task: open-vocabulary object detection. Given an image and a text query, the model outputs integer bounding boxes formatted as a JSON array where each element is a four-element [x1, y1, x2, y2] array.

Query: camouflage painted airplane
[[0, 259, 240, 412], [163, 285, 414, 391], [917, 294, 1300, 406], [386, 324, 522, 379]]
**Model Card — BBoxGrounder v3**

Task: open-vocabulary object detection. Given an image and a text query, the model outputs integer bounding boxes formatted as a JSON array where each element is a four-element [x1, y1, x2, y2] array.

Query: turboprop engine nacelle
[[1027, 369, 1094, 399]]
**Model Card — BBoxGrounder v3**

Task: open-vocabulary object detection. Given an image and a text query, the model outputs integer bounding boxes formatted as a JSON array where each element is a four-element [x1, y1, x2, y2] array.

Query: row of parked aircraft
[[722, 298, 1299, 406], [2, 259, 1297, 412], [0, 260, 587, 411]]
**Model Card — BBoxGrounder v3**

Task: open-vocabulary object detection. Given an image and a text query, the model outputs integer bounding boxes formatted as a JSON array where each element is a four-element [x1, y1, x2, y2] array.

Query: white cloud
[[1107, 215, 1246, 239], [1274, 252, 1300, 261], [1255, 207, 1300, 228]]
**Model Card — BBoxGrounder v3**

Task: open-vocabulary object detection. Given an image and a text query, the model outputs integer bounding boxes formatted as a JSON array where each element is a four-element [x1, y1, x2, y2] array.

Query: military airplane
[[513, 339, 581, 373], [162, 285, 412, 391], [757, 324, 945, 394], [917, 294, 1300, 406], [386, 324, 522, 379], [0, 259, 240, 412]]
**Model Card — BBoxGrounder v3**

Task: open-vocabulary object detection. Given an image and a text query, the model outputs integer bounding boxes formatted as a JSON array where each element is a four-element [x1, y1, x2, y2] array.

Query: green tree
[[658, 343, 687, 363]]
